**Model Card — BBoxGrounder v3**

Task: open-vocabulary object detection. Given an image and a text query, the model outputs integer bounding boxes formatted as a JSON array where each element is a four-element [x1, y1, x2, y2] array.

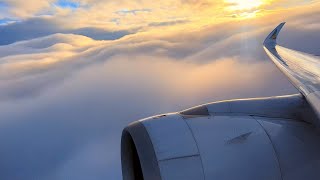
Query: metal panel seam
[[158, 154, 200, 162], [251, 116, 284, 180], [183, 117, 207, 180]]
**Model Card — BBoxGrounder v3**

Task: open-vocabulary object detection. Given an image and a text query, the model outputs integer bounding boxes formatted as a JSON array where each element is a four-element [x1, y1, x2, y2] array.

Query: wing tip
[[263, 22, 286, 48]]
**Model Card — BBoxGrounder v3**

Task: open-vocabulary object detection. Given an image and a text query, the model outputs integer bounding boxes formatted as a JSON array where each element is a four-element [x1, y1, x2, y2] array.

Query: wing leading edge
[[263, 23, 320, 122]]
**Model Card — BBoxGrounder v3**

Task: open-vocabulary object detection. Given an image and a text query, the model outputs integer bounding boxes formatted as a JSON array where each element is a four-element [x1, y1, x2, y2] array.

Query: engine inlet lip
[[121, 121, 161, 180]]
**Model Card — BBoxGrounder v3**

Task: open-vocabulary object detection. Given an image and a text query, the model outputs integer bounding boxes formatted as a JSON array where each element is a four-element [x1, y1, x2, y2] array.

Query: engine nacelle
[[121, 95, 320, 180]]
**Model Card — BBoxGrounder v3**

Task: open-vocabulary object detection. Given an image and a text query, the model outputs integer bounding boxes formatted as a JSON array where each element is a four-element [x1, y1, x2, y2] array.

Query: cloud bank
[[0, 1, 319, 180], [0, 17, 133, 45]]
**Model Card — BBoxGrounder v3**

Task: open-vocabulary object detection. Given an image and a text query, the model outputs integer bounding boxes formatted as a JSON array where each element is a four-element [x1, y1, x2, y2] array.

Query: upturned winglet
[[263, 22, 286, 48]]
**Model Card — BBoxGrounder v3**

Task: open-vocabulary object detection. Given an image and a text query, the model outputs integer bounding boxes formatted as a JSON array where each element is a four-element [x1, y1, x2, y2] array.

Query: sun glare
[[226, 0, 265, 10]]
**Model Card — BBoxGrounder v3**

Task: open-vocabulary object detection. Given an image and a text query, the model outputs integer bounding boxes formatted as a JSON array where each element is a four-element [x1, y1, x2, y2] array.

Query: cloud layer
[[0, 1, 319, 180], [0, 17, 133, 45]]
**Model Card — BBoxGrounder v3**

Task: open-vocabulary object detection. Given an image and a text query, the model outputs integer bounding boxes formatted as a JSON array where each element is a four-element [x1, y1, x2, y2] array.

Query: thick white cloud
[[0, 2, 319, 180]]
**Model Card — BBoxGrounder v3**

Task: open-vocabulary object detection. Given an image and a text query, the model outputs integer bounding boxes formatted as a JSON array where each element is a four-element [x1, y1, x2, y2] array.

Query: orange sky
[[0, 0, 317, 30], [0, 1, 319, 179]]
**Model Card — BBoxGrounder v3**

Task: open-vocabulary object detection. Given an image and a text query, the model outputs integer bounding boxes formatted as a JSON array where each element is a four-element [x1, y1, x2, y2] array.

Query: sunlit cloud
[[0, 0, 317, 31], [225, 0, 266, 10], [0, 0, 319, 179]]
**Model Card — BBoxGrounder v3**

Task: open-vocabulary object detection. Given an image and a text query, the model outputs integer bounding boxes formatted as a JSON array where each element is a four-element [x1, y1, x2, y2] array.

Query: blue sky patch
[[55, 0, 80, 9], [0, 18, 17, 26], [0, 2, 8, 8]]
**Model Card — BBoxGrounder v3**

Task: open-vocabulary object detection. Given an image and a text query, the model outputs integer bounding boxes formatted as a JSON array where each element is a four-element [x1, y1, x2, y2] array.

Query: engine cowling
[[121, 95, 320, 180]]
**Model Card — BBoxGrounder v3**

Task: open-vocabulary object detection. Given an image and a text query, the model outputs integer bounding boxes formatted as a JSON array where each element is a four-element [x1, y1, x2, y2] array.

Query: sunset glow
[[0, 0, 319, 179], [225, 0, 266, 10]]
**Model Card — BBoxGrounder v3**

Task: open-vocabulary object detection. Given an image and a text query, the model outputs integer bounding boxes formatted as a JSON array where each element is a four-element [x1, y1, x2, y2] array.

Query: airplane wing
[[121, 24, 320, 180], [263, 22, 320, 121]]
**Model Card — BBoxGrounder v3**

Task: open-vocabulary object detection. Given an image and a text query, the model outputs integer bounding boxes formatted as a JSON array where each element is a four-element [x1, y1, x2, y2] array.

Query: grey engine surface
[[121, 23, 320, 180]]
